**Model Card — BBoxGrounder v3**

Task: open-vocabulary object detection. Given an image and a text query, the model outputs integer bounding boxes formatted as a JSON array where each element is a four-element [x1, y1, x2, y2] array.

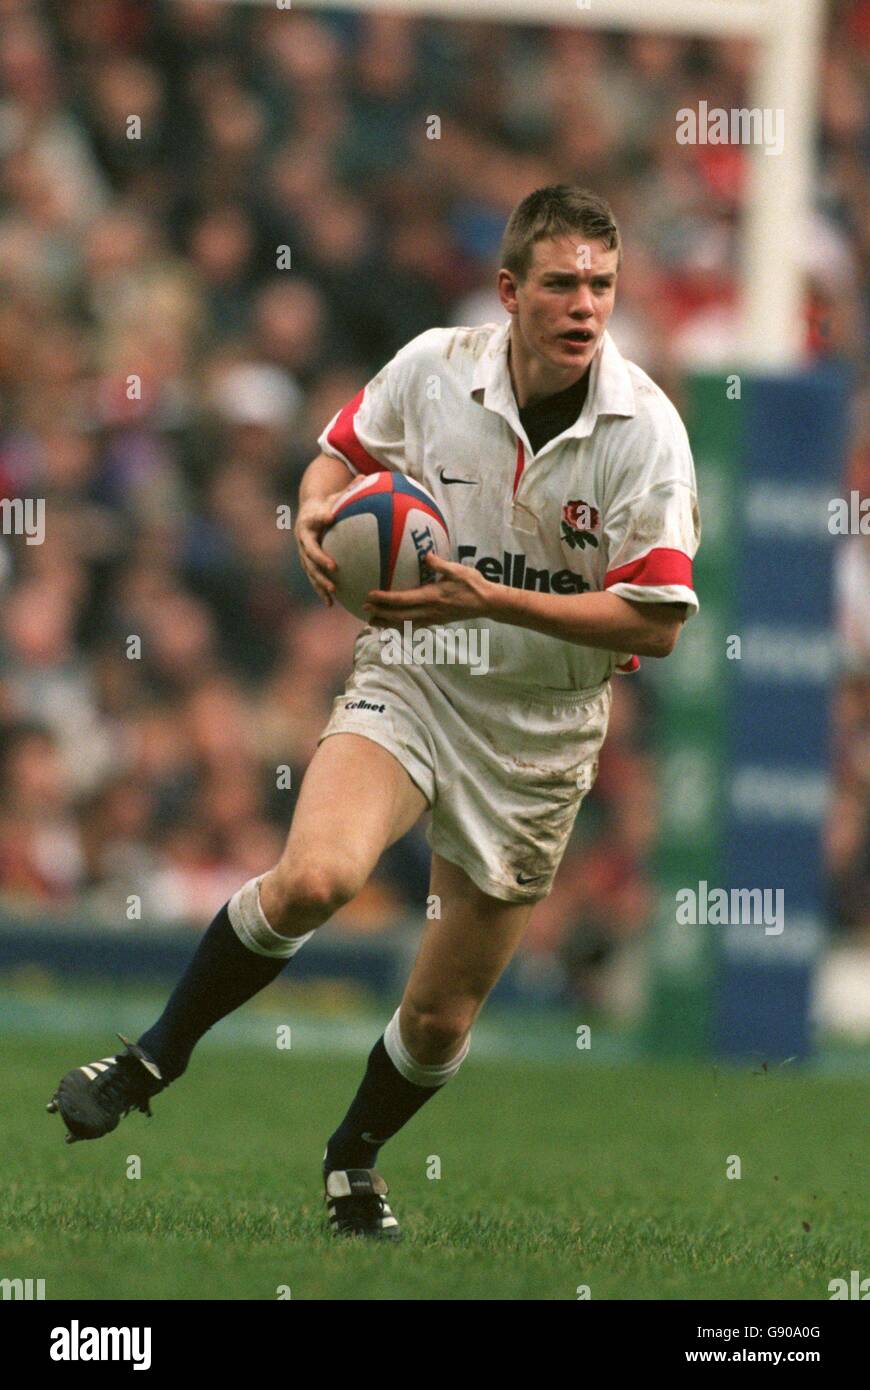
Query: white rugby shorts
[[317, 643, 612, 903]]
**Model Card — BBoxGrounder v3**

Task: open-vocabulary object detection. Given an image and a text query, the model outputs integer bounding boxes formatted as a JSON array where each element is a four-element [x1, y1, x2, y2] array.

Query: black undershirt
[[517, 370, 590, 456]]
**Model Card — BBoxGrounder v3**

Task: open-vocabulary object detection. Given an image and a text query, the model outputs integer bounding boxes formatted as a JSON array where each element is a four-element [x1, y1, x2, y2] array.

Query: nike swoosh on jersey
[[439, 469, 478, 485], [516, 872, 546, 885]]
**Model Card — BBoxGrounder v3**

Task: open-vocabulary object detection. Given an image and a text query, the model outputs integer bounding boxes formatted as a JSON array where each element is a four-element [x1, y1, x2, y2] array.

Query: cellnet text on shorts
[[50, 1321, 152, 1371], [675, 882, 785, 935], [378, 620, 490, 675]]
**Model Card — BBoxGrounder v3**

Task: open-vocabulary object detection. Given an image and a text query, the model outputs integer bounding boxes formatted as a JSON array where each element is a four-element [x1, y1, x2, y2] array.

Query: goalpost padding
[[644, 364, 848, 1062]]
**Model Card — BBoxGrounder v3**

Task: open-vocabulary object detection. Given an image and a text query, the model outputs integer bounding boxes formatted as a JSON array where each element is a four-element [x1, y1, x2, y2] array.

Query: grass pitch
[[1, 1027, 867, 1301]]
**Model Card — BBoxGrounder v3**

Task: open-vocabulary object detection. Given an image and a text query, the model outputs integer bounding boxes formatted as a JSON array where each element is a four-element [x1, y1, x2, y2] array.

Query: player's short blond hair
[[500, 185, 621, 282]]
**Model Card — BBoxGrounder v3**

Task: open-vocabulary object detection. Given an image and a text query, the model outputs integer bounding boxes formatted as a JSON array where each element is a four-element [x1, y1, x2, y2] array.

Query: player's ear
[[497, 268, 520, 315]]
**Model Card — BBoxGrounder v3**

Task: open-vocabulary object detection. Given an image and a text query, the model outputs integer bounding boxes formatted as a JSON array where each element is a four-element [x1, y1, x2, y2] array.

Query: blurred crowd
[[0, 0, 866, 1000]]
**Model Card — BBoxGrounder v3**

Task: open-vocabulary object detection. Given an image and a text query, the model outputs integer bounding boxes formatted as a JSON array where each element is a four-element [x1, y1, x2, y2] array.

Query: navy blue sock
[[324, 1037, 441, 1172], [138, 903, 288, 1084]]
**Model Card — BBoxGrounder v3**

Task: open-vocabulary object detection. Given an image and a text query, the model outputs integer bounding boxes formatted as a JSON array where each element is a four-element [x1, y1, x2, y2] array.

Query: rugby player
[[47, 186, 700, 1239]]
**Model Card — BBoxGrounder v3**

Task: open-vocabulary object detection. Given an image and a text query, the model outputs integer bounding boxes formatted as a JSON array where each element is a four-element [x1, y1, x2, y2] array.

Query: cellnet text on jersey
[[456, 545, 591, 594]]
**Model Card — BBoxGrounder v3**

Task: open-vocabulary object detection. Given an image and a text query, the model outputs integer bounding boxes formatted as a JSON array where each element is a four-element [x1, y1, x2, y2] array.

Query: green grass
[[1, 1032, 867, 1300]]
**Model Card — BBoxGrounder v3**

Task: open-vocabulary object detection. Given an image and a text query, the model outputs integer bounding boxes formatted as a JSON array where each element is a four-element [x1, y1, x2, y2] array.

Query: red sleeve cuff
[[326, 389, 384, 476], [604, 547, 693, 590]]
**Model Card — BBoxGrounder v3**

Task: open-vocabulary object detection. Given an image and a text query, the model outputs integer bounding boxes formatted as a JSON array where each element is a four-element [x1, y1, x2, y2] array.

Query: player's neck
[[507, 336, 588, 409]]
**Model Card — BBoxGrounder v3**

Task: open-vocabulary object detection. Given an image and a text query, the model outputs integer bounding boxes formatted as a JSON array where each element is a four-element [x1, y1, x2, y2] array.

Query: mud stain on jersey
[[443, 326, 491, 364], [622, 508, 665, 553]]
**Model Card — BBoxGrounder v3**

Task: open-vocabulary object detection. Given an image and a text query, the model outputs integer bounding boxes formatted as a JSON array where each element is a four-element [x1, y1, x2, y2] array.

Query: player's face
[[500, 235, 619, 380]]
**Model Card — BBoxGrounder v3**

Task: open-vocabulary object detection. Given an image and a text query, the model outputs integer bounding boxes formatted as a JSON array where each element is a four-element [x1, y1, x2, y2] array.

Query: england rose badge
[[561, 499, 599, 549]]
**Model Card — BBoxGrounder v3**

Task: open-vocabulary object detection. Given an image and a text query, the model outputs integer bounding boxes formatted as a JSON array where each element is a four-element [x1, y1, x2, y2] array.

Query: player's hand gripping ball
[[322, 471, 451, 621]]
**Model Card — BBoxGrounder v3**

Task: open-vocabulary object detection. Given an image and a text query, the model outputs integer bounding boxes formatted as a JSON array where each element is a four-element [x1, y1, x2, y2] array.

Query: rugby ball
[[323, 471, 451, 621]]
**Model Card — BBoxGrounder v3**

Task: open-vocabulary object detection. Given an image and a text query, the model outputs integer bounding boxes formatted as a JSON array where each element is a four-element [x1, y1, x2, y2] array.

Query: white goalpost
[[225, 0, 825, 371]]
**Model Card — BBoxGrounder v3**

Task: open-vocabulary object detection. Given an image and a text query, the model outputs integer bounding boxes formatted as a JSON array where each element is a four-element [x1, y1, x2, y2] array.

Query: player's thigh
[[278, 732, 427, 878], [400, 853, 534, 1027]]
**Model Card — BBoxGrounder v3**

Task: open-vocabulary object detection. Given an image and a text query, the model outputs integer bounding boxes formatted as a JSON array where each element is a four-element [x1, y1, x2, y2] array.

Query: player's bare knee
[[402, 1002, 472, 1057], [265, 860, 363, 934]]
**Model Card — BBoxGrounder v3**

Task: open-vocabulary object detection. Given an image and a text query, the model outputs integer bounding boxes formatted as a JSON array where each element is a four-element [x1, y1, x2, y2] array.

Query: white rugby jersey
[[318, 321, 700, 692]]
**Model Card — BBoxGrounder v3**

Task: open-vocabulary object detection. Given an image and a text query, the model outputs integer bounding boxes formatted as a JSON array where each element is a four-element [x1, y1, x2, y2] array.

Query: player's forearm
[[485, 586, 681, 658], [299, 451, 354, 506]]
